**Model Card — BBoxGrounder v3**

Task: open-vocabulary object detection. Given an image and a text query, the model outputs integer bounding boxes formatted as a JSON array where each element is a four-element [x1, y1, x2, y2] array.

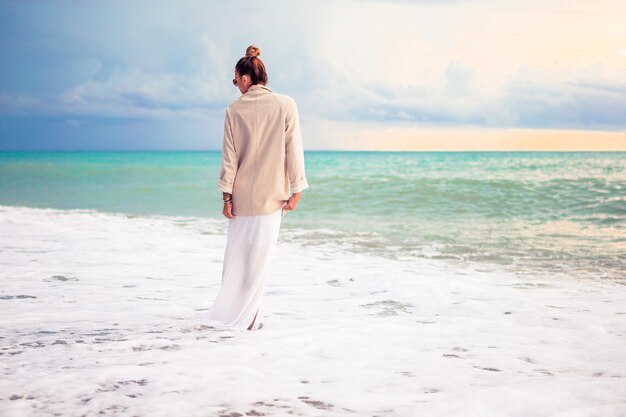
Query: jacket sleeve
[[285, 98, 309, 193], [217, 108, 238, 194]]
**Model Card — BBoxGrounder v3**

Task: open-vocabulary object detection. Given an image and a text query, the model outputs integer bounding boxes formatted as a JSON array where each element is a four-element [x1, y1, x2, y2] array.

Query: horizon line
[[2, 149, 626, 153]]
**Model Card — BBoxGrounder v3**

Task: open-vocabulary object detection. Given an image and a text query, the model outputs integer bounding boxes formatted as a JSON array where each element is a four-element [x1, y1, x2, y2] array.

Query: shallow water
[[1, 150, 624, 281]]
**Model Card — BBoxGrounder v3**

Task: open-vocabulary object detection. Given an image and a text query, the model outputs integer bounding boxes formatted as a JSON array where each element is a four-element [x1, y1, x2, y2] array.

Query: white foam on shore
[[1, 205, 625, 417]]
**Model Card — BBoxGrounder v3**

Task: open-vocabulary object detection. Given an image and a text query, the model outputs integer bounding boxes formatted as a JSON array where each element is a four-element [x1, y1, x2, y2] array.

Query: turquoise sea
[[1, 151, 624, 281]]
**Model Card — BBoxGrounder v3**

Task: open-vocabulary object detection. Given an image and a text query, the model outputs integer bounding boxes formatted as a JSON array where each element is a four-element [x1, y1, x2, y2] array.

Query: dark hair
[[235, 45, 268, 85]]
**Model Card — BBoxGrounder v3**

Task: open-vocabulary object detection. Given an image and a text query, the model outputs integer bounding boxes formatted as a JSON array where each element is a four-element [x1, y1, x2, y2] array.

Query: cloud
[[3, 58, 623, 131], [62, 69, 229, 115], [295, 59, 626, 130], [445, 62, 475, 97], [0, 0, 625, 151], [0, 70, 229, 121]]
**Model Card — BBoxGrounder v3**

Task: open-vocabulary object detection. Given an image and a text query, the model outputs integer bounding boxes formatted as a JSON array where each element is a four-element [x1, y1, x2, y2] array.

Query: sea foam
[[1, 205, 625, 417]]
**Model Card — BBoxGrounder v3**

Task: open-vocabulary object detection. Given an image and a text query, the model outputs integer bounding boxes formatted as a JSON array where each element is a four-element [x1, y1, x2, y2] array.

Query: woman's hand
[[282, 192, 301, 213], [222, 202, 236, 219]]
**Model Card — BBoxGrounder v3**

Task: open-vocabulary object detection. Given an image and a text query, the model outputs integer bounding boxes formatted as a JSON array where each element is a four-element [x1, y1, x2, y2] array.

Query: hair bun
[[245, 45, 261, 58]]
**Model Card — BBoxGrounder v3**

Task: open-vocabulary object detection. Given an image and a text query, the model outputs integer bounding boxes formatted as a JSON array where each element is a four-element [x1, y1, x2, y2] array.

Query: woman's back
[[219, 84, 308, 216]]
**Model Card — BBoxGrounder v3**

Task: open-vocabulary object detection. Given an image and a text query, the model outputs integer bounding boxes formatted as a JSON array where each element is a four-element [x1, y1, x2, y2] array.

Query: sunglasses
[[232, 75, 245, 86]]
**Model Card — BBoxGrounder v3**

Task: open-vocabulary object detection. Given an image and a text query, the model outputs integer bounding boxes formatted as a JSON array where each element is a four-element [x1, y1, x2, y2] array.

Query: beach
[[1, 204, 625, 417], [2, 0, 625, 413]]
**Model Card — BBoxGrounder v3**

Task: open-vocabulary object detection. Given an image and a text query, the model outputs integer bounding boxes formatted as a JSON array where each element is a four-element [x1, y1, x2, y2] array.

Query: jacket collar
[[246, 84, 272, 94]]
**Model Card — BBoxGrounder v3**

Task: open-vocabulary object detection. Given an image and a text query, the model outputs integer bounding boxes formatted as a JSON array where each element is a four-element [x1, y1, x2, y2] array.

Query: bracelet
[[223, 199, 232, 204]]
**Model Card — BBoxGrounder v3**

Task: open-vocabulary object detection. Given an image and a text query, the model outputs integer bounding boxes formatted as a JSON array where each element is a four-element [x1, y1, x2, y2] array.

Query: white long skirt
[[199, 207, 283, 331]]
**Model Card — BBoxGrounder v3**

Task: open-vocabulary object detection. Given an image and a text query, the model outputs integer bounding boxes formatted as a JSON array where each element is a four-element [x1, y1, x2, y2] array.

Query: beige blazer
[[218, 84, 309, 216]]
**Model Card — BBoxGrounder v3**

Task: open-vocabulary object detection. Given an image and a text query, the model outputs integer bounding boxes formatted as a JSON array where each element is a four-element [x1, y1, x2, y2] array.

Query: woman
[[202, 45, 309, 331]]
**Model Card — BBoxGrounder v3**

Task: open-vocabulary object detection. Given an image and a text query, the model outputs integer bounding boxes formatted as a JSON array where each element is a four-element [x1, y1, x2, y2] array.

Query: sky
[[0, 0, 625, 151]]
